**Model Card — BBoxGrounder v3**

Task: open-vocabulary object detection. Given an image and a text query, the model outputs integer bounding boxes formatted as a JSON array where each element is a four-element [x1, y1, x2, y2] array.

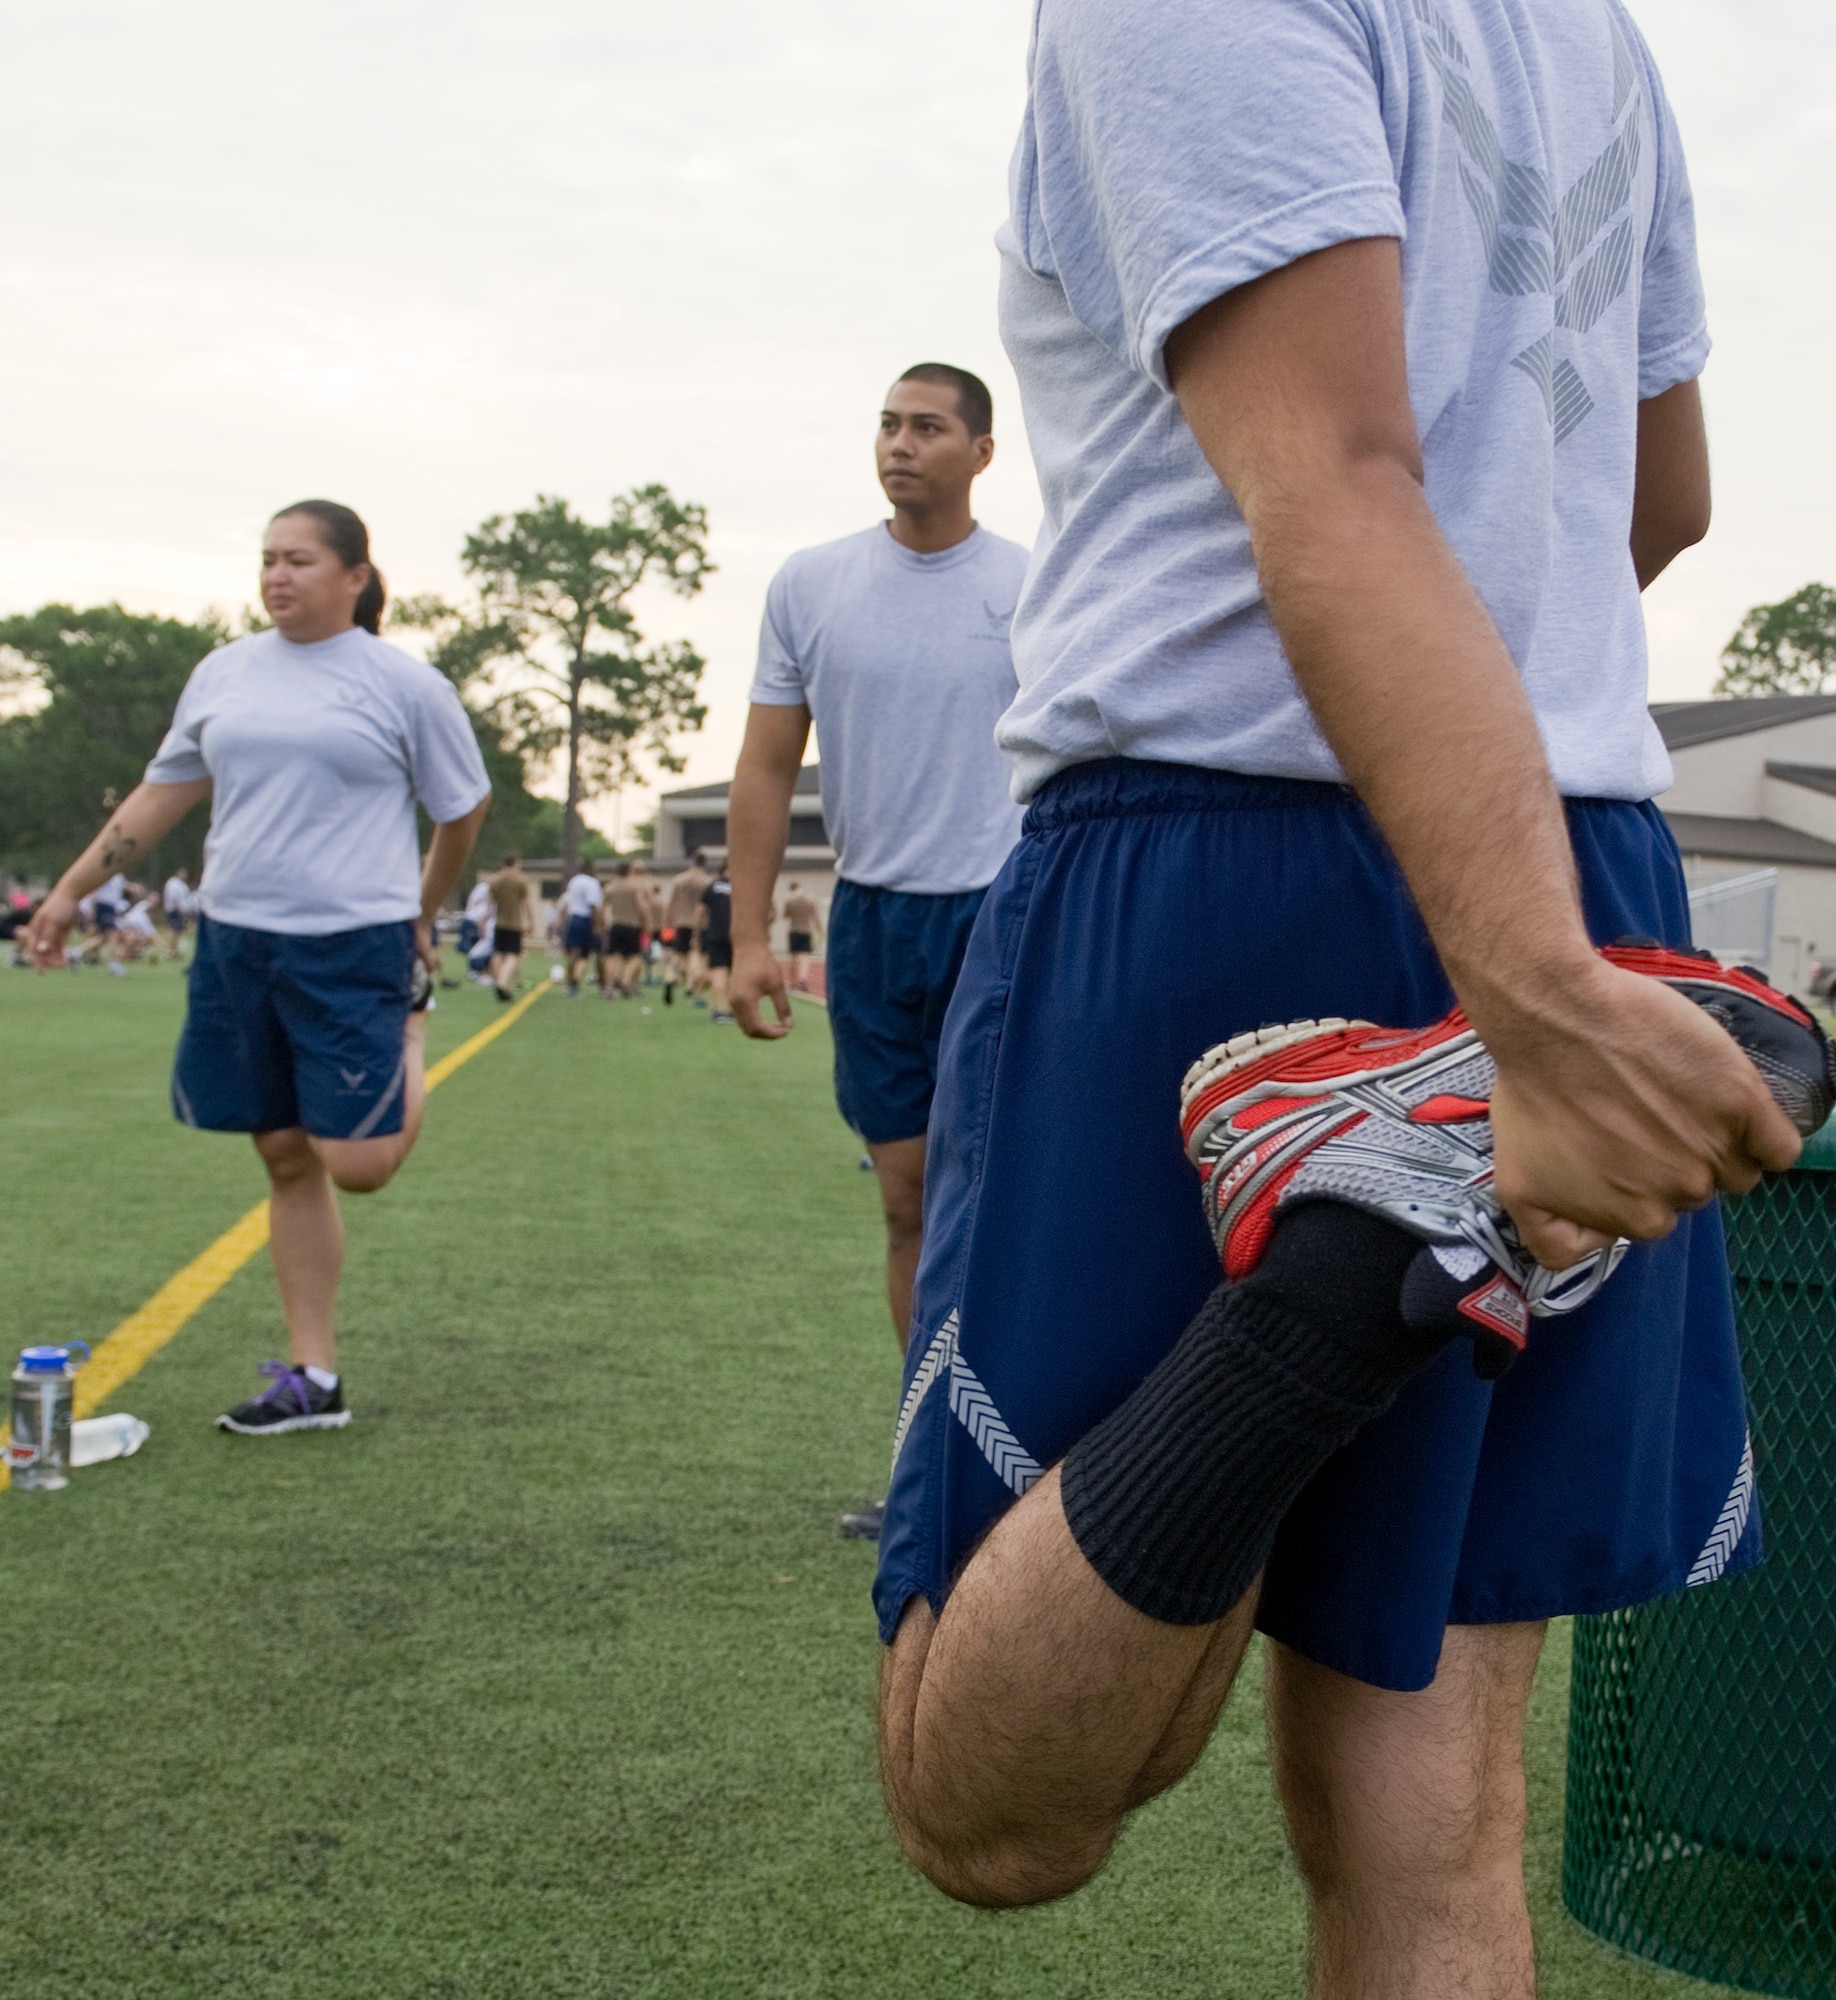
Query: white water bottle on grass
[[8, 1343, 90, 1491], [71, 1413, 150, 1467]]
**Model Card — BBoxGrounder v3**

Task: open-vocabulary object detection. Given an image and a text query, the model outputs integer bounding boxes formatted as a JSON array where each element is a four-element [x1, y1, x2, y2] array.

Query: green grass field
[[0, 957, 1742, 1998]]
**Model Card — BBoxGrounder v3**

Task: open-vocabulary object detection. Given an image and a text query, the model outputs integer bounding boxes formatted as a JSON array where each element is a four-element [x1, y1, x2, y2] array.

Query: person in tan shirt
[[782, 881, 823, 992], [662, 850, 711, 1006], [486, 855, 536, 1002], [598, 860, 656, 998]]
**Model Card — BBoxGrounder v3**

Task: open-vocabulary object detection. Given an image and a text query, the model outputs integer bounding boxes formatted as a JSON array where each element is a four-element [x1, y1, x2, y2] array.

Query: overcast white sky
[[4, 1, 1832, 829]]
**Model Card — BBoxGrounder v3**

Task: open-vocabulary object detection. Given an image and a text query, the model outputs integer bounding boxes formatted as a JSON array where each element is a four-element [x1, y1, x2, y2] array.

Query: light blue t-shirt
[[750, 524, 1031, 895], [996, 0, 1708, 804], [145, 628, 491, 935]]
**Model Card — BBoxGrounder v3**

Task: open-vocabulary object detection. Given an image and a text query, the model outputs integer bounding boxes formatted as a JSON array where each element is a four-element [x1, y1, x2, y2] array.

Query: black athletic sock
[[1400, 1244, 1526, 1380], [1060, 1203, 1454, 1626]]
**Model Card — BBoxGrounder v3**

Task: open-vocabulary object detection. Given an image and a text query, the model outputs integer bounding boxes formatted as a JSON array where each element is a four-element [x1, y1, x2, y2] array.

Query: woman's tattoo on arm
[[99, 826, 139, 870]]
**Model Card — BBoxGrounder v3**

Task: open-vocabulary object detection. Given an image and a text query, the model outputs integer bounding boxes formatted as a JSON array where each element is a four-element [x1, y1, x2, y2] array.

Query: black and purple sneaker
[[215, 1362, 351, 1436]]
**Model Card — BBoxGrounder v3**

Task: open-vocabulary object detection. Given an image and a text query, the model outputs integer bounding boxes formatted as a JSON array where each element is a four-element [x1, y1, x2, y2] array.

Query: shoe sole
[[214, 1410, 352, 1436], [1180, 1017, 1365, 1102]]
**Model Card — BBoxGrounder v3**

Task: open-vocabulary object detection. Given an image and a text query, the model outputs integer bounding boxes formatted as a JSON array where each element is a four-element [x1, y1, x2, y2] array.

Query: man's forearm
[[728, 762, 796, 949]]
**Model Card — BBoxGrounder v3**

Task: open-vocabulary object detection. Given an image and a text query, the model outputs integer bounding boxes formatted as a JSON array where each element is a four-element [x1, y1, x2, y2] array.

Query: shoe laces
[[252, 1361, 314, 1412]]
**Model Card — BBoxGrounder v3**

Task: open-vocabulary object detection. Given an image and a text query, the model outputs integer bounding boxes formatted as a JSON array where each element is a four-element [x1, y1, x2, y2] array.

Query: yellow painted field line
[[425, 980, 546, 1087], [2, 983, 548, 1489]]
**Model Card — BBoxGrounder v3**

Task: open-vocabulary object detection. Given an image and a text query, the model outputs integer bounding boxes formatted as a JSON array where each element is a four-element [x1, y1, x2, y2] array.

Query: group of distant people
[[531, 850, 821, 1023], [8, 866, 201, 972]]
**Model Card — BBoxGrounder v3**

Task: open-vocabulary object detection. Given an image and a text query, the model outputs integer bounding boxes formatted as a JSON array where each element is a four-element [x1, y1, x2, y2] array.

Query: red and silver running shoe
[[1180, 943, 1836, 1374], [1179, 1011, 1597, 1375], [1599, 941, 1836, 1138]]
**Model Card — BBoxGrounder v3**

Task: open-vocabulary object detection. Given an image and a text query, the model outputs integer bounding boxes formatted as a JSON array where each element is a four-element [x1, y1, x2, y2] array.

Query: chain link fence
[[1564, 1129, 1836, 1996]]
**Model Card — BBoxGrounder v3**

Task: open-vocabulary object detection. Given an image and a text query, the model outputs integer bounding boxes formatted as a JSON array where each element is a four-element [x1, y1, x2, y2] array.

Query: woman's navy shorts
[[172, 916, 416, 1141], [874, 760, 1761, 1692]]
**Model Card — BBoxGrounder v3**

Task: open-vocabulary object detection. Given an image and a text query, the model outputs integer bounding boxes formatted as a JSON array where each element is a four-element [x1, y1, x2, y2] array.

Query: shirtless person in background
[[600, 861, 655, 999], [783, 882, 823, 993], [663, 849, 711, 1007], [486, 855, 536, 1002]]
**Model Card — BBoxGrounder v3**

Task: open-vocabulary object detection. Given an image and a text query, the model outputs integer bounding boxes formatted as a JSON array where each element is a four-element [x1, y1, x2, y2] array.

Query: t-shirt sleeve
[[1635, 68, 1710, 399], [749, 564, 811, 707], [408, 675, 493, 823], [142, 658, 215, 785], [1018, 0, 1406, 389]]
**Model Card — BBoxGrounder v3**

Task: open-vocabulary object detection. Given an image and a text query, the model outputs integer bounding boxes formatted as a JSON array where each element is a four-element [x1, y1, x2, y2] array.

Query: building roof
[[1662, 811, 1836, 869], [1652, 696, 1836, 750], [1766, 761, 1836, 799], [661, 765, 821, 804]]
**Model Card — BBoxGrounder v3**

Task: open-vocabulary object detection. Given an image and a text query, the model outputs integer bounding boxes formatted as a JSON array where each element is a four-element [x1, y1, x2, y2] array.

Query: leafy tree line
[[1713, 582, 1836, 697], [0, 487, 709, 888]]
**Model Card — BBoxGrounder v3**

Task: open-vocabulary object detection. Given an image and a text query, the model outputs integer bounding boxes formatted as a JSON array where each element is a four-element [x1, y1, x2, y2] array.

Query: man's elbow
[[1676, 490, 1712, 553]]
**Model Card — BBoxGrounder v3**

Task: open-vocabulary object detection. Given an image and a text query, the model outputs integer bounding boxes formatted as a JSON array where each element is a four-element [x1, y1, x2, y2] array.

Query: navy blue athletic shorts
[[827, 879, 989, 1146], [563, 915, 597, 955], [874, 760, 1761, 1692], [172, 916, 416, 1141]]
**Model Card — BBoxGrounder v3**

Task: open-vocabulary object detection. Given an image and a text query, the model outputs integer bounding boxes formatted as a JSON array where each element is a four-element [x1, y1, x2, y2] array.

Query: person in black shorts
[[486, 854, 536, 1001], [700, 863, 735, 1023], [782, 881, 822, 992], [598, 860, 653, 999]]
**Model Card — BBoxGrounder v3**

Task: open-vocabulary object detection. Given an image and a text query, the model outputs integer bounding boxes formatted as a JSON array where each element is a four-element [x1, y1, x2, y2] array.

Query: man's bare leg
[[866, 1134, 926, 1352], [879, 1463, 1259, 1907], [1268, 1623, 1547, 2000]]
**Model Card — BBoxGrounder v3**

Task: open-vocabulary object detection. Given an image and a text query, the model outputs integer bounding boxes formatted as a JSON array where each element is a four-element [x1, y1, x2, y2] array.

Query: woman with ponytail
[[26, 502, 491, 1436]]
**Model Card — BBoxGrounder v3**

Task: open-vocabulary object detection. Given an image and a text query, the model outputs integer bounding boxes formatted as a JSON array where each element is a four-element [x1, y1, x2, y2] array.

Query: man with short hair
[[782, 881, 822, 992], [558, 864, 602, 997], [486, 855, 535, 1001], [729, 362, 1029, 1540], [865, 4, 1798, 1989]]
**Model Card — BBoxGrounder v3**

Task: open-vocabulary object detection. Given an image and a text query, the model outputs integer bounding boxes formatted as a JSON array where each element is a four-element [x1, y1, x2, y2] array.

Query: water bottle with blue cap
[[8, 1343, 90, 1491]]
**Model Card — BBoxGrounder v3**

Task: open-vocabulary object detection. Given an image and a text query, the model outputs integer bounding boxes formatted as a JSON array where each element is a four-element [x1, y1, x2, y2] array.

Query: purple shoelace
[[252, 1361, 315, 1413]]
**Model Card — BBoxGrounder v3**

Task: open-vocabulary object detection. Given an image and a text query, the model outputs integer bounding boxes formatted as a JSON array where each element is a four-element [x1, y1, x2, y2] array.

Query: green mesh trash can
[[1564, 1124, 1836, 1997]]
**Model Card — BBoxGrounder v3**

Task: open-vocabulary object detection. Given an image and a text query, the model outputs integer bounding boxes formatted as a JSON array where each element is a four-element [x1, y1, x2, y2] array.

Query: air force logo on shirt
[[340, 1067, 368, 1091], [1417, 0, 1642, 443], [969, 599, 1017, 643]]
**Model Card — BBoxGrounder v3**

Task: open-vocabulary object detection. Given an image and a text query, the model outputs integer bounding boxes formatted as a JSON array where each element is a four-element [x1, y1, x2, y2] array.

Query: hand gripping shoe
[[1179, 1012, 1584, 1379], [1598, 941, 1836, 1138], [1181, 948, 1836, 1379]]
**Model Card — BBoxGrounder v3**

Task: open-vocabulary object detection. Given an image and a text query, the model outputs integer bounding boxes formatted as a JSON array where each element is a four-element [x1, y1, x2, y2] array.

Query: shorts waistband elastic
[[1022, 758, 1357, 835]]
